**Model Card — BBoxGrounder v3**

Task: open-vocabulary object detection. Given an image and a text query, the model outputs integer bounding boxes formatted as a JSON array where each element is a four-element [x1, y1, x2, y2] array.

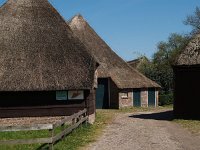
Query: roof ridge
[[69, 15, 161, 88], [0, 0, 9, 9], [68, 13, 85, 23]]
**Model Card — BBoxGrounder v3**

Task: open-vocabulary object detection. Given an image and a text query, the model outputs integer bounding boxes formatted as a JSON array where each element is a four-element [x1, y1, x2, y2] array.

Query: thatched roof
[[177, 32, 200, 65], [0, 0, 97, 91], [127, 56, 149, 69], [69, 15, 160, 89], [127, 59, 141, 69]]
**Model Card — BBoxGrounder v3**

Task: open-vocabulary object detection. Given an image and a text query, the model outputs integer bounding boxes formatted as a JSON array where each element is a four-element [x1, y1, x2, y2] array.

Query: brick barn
[[0, 0, 98, 123], [69, 15, 161, 109], [173, 32, 200, 119]]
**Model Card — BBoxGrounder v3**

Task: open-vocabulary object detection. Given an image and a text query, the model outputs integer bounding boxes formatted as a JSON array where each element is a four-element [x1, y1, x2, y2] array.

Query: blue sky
[[1, 0, 200, 61]]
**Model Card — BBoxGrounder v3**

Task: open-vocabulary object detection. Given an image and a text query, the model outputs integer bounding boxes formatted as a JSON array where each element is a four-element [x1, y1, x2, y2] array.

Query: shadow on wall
[[129, 110, 174, 121]]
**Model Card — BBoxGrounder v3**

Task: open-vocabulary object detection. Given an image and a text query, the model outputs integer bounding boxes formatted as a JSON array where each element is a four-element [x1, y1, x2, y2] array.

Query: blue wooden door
[[148, 88, 155, 106], [96, 79, 109, 109], [133, 89, 141, 107]]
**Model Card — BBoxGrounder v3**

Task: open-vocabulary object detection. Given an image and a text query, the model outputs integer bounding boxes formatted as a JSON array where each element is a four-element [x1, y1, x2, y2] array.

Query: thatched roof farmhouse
[[69, 15, 160, 108], [0, 0, 97, 123], [173, 32, 200, 119]]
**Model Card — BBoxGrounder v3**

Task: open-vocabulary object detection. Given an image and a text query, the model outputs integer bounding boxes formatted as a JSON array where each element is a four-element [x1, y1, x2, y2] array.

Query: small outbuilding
[[69, 15, 161, 109], [0, 0, 98, 123], [173, 32, 200, 119]]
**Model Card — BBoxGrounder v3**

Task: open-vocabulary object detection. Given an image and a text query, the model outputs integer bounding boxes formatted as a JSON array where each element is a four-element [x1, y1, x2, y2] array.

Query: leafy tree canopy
[[138, 33, 189, 93]]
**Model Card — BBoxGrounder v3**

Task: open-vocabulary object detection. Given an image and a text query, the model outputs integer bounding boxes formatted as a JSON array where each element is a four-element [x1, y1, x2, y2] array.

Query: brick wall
[[110, 85, 159, 108], [119, 89, 133, 108], [118, 88, 150, 108]]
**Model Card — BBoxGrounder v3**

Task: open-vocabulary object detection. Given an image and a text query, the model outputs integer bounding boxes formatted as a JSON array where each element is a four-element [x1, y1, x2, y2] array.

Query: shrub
[[159, 93, 173, 106]]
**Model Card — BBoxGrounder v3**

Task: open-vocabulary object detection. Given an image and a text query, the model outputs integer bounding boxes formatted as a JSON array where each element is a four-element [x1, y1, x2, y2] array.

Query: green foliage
[[184, 6, 200, 33], [159, 93, 173, 106], [137, 33, 190, 106], [137, 6, 200, 106], [138, 33, 189, 93]]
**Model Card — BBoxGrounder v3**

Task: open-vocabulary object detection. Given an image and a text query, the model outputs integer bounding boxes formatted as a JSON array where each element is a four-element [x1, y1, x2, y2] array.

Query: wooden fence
[[0, 109, 88, 150]]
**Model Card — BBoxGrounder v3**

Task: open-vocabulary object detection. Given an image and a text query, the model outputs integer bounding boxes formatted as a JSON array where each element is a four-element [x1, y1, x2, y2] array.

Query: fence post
[[85, 110, 88, 126], [72, 117, 76, 125], [79, 115, 82, 128], [49, 129, 54, 150], [61, 123, 65, 139]]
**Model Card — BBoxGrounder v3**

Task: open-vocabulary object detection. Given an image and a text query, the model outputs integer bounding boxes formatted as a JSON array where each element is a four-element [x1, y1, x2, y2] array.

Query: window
[[121, 92, 128, 99], [68, 90, 84, 100], [56, 91, 68, 100]]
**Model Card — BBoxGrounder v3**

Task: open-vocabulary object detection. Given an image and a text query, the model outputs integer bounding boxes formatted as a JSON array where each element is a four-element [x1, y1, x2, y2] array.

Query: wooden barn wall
[[109, 79, 119, 109], [85, 89, 96, 115], [173, 65, 200, 119], [0, 90, 95, 118]]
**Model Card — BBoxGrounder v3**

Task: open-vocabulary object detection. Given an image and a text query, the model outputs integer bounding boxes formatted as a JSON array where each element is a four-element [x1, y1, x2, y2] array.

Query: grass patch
[[0, 130, 49, 140], [0, 110, 115, 150], [173, 119, 200, 134], [117, 105, 173, 113], [54, 110, 114, 150]]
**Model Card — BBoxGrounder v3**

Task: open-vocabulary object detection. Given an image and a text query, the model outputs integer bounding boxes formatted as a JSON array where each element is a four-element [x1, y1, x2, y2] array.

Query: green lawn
[[0, 110, 115, 150]]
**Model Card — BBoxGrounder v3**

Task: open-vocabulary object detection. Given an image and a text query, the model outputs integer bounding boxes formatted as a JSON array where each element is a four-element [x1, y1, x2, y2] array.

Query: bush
[[159, 93, 173, 106]]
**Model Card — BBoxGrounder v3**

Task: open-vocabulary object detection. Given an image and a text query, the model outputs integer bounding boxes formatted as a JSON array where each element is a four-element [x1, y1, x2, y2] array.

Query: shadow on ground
[[129, 110, 173, 121]]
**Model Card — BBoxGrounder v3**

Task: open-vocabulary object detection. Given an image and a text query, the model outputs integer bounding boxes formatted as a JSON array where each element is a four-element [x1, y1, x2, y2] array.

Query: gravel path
[[86, 110, 200, 150]]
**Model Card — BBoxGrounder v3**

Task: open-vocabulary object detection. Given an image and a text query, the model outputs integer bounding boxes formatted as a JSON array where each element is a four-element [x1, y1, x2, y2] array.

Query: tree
[[136, 6, 199, 105], [138, 33, 189, 93], [184, 7, 200, 33], [137, 33, 189, 105]]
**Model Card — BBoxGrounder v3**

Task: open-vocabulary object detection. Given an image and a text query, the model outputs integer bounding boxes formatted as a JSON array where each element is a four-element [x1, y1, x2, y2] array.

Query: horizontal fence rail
[[0, 109, 88, 149], [0, 124, 53, 132]]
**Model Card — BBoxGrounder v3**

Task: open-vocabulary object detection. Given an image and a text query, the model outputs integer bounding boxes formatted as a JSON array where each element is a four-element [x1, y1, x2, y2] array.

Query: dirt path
[[86, 110, 200, 150]]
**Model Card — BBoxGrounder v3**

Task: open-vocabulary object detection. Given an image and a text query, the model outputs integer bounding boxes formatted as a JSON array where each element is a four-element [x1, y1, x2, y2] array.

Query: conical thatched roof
[[177, 32, 200, 65], [0, 0, 97, 91], [69, 15, 160, 89]]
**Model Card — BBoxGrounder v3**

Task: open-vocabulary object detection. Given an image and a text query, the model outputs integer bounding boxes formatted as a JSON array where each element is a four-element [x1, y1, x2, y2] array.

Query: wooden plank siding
[[0, 90, 95, 118], [173, 65, 200, 119]]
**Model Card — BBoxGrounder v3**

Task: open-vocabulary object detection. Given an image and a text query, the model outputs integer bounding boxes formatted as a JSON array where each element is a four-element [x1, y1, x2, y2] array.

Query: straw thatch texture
[[69, 15, 160, 89], [127, 59, 142, 69], [177, 32, 200, 65], [0, 0, 97, 91], [127, 56, 149, 69]]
